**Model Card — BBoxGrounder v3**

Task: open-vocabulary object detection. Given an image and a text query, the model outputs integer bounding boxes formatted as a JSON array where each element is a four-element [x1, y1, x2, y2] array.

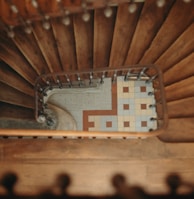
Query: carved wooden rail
[[0, 0, 144, 27]]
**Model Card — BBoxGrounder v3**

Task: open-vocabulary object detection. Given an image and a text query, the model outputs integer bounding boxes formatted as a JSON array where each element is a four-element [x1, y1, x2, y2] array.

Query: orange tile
[[83, 111, 89, 131]]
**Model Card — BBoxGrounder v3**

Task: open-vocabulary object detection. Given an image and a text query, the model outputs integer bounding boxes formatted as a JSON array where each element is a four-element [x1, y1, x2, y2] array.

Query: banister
[[0, 65, 168, 138]]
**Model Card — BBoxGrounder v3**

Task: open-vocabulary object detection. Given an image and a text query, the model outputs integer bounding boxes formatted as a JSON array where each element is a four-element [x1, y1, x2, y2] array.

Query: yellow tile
[[88, 116, 94, 122], [123, 92, 134, 98]]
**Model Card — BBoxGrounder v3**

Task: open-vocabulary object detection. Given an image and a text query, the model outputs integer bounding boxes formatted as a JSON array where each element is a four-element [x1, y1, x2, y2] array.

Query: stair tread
[[167, 97, 194, 118], [158, 117, 194, 142]]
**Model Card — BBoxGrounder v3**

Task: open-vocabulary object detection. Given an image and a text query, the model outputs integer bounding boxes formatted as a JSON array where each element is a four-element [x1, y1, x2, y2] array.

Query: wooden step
[[0, 34, 37, 85], [0, 61, 34, 97], [51, 18, 77, 71], [163, 53, 194, 86], [167, 97, 194, 118], [32, 21, 63, 73], [13, 26, 50, 75], [94, 7, 116, 68], [0, 102, 34, 120], [140, 0, 194, 64], [0, 82, 34, 109], [155, 23, 194, 72], [165, 76, 194, 102], [158, 118, 194, 142], [125, 0, 173, 65], [73, 11, 94, 70], [110, 3, 143, 67]]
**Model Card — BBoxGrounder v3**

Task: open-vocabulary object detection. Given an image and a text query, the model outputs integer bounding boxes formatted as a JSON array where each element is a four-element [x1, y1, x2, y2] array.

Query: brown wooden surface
[[167, 97, 194, 118], [0, 82, 34, 108], [13, 27, 50, 75], [158, 118, 194, 142], [0, 34, 37, 85], [93, 8, 116, 68], [110, 3, 143, 67], [0, 102, 34, 119], [51, 18, 77, 71], [155, 23, 194, 72], [1, 138, 194, 194], [0, 62, 34, 96], [140, 0, 194, 63], [32, 21, 63, 73], [0, 129, 163, 139], [73, 11, 94, 70], [0, 0, 138, 26], [163, 53, 194, 86], [125, 0, 173, 65], [165, 76, 194, 102]]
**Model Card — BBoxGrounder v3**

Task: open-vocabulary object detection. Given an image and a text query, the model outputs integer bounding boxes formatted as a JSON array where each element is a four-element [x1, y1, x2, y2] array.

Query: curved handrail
[[0, 128, 165, 138], [0, 65, 168, 138]]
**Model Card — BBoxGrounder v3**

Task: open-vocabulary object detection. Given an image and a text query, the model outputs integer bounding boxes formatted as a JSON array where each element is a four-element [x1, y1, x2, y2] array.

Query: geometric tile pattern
[[84, 76, 157, 132], [49, 78, 112, 131], [47, 76, 158, 132]]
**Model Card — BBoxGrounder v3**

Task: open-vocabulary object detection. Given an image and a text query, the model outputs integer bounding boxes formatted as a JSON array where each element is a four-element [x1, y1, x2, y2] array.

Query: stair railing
[[0, 65, 168, 139]]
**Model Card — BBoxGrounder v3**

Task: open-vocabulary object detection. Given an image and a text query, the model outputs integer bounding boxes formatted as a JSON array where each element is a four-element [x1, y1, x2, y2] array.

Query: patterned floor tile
[[49, 76, 157, 132]]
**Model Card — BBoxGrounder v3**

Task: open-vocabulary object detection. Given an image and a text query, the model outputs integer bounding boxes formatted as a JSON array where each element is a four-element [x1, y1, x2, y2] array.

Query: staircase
[[0, 0, 194, 142]]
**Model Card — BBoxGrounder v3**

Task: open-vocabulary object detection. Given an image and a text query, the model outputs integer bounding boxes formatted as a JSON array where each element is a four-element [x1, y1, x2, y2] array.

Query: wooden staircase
[[0, 0, 194, 142]]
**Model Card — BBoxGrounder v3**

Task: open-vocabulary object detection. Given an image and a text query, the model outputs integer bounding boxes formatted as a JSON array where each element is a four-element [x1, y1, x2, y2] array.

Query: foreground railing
[[0, 193, 193, 199], [0, 172, 193, 199]]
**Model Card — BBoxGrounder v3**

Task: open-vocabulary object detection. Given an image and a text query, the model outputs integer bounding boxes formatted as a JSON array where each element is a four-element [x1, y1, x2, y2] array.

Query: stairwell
[[0, 0, 193, 142]]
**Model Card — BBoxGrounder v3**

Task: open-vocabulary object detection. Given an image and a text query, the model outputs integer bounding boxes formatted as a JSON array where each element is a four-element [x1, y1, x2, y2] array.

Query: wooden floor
[[1, 137, 194, 196]]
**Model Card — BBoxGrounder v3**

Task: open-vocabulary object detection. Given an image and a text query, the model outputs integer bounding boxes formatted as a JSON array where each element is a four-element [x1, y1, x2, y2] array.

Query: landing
[[48, 76, 157, 132]]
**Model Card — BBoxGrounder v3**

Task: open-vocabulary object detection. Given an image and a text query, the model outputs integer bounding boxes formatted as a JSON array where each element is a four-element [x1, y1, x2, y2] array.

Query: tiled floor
[[48, 76, 157, 132]]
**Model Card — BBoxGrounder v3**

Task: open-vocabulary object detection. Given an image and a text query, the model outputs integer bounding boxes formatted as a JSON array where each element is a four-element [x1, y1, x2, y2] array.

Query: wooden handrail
[[0, 0, 144, 27], [0, 65, 168, 138], [0, 129, 165, 138]]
